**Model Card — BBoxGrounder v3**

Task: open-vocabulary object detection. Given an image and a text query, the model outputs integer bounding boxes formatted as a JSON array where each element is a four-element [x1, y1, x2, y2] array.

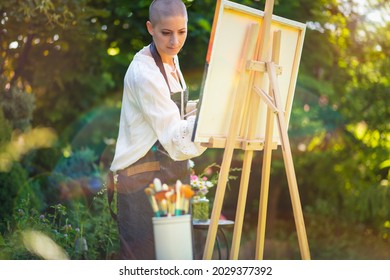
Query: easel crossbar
[[246, 60, 282, 75], [253, 86, 278, 113], [201, 137, 279, 151]]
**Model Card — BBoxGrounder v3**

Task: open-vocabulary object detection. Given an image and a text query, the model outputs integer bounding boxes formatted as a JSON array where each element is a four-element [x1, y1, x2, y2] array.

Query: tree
[[0, 0, 113, 131], [286, 0, 390, 235]]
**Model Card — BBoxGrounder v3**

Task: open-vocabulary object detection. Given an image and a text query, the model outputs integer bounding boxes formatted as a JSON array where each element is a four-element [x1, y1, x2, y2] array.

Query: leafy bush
[[48, 148, 103, 202], [0, 87, 35, 131], [0, 108, 12, 146], [0, 188, 119, 260], [0, 162, 43, 233]]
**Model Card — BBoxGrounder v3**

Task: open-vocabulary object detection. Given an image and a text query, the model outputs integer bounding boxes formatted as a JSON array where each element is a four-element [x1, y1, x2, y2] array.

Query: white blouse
[[110, 45, 206, 172]]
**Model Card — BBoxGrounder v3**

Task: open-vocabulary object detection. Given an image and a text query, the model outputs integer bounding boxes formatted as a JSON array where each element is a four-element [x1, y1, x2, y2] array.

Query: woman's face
[[147, 15, 188, 63]]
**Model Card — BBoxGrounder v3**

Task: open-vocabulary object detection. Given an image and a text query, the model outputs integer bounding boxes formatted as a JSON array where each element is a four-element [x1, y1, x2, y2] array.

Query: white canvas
[[192, 0, 306, 147]]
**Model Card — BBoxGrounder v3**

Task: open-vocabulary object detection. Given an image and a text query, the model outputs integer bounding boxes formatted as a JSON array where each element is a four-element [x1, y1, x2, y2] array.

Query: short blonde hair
[[149, 0, 187, 25]]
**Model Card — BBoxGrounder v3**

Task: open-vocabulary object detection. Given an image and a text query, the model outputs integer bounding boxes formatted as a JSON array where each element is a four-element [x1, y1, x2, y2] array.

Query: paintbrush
[[160, 199, 168, 216], [154, 190, 168, 201], [165, 190, 175, 217], [170, 192, 177, 216], [144, 187, 160, 217], [181, 184, 195, 214], [175, 180, 183, 215], [153, 178, 162, 192], [162, 183, 169, 191], [154, 190, 170, 217]]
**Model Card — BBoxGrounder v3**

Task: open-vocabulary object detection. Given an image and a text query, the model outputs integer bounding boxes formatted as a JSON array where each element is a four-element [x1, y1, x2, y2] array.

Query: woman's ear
[[146, 21, 154, 36]]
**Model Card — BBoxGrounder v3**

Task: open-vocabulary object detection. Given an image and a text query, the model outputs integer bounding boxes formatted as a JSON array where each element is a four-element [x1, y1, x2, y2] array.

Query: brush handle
[[169, 202, 175, 216], [183, 199, 189, 214], [148, 196, 161, 218], [160, 199, 168, 216], [175, 180, 182, 215]]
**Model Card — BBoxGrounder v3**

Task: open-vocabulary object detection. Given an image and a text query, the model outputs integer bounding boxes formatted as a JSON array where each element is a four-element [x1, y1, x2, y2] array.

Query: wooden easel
[[202, 0, 311, 260]]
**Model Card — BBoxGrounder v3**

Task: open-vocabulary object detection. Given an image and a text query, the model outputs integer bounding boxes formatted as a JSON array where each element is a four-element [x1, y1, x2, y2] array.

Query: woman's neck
[[161, 55, 174, 66]]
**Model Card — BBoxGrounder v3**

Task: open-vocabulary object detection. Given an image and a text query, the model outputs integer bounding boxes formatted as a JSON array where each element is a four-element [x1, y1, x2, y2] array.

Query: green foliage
[[282, 0, 390, 244], [1, 0, 114, 133], [48, 148, 103, 202], [0, 108, 12, 146], [0, 190, 119, 260], [298, 213, 390, 260], [0, 162, 41, 233], [294, 135, 390, 231], [53, 148, 99, 181], [61, 105, 120, 166], [19, 147, 62, 208], [0, 87, 35, 131]]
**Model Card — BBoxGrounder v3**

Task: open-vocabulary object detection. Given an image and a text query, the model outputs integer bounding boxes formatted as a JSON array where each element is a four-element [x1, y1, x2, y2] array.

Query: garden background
[[0, 0, 389, 259]]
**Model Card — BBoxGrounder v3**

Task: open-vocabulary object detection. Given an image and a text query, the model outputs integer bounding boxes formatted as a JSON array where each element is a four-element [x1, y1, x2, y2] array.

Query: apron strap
[[150, 42, 172, 93]]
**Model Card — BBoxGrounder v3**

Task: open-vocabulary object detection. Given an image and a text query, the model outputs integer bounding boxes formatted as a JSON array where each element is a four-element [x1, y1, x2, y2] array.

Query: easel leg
[[255, 106, 275, 259], [277, 119, 311, 259], [230, 150, 253, 259], [202, 155, 232, 259], [267, 62, 311, 260], [255, 29, 280, 260]]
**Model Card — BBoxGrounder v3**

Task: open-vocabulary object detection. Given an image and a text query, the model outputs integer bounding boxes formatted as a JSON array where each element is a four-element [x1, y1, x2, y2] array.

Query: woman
[[110, 0, 206, 259]]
